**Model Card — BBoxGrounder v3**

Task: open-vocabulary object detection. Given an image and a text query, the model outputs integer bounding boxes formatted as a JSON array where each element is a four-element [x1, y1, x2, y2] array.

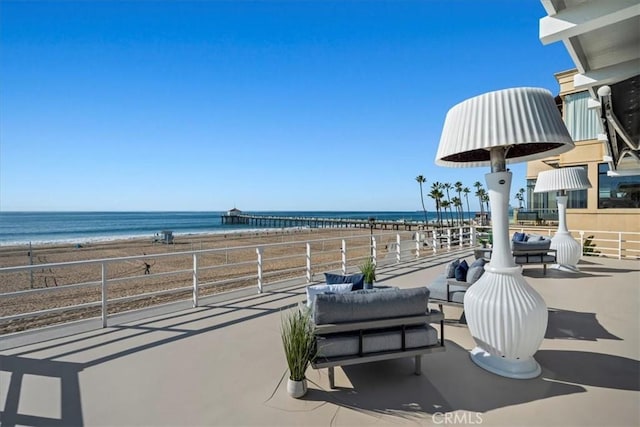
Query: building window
[[598, 163, 640, 208], [564, 91, 601, 141]]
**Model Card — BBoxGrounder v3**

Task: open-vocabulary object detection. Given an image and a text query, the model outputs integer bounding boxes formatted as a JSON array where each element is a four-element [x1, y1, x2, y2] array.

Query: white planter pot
[[287, 378, 307, 398]]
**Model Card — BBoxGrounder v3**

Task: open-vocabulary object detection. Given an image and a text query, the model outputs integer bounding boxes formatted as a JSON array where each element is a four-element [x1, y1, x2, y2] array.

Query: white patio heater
[[436, 87, 575, 379], [534, 167, 592, 272]]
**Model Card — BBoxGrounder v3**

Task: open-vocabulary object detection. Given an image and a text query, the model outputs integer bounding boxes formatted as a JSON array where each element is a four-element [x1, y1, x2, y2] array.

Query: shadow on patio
[[294, 341, 638, 423]]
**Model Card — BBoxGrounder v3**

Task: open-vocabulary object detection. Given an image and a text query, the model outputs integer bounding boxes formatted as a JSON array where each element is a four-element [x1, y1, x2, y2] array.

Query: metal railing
[[0, 228, 476, 334], [2, 224, 636, 336]]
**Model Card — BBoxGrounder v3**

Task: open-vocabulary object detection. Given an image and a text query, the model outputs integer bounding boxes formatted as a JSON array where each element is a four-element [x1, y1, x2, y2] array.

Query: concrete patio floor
[[1, 251, 639, 426]]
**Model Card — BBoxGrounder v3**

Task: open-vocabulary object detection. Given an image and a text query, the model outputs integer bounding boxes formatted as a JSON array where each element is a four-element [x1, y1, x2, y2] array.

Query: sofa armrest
[[313, 310, 444, 335]]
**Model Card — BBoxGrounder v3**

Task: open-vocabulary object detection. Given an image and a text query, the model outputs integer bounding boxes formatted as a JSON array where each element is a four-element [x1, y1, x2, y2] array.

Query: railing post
[[579, 231, 585, 255], [256, 247, 263, 293], [396, 234, 401, 263], [372, 237, 378, 264], [341, 240, 347, 274], [431, 230, 437, 255], [192, 253, 199, 308], [415, 235, 420, 258], [459, 227, 464, 248], [470, 226, 476, 247], [101, 262, 108, 328], [447, 228, 452, 251], [306, 242, 312, 283], [619, 232, 623, 260]]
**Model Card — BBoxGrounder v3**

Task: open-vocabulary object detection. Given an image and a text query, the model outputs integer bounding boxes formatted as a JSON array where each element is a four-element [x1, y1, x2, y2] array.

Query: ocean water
[[0, 211, 458, 246]]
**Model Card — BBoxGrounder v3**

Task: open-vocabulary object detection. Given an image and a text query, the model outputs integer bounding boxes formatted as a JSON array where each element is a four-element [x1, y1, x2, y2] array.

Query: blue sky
[[0, 0, 574, 212]]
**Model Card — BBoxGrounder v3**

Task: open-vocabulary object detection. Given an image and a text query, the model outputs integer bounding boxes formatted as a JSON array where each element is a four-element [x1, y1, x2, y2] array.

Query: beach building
[[526, 1, 640, 232]]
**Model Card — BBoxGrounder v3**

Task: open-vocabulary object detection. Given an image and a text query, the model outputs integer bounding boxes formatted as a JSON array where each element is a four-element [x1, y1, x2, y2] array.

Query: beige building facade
[[525, 70, 639, 233]]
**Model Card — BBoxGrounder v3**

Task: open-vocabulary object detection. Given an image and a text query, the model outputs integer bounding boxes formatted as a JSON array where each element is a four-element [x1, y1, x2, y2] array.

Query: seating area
[[428, 233, 558, 308], [510, 232, 557, 275], [475, 232, 557, 275], [427, 257, 487, 307], [306, 274, 445, 389]]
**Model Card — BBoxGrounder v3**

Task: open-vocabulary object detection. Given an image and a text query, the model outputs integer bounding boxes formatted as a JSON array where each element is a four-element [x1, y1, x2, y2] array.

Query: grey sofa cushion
[[313, 287, 429, 325], [512, 238, 551, 252], [427, 275, 467, 304], [316, 324, 438, 358]]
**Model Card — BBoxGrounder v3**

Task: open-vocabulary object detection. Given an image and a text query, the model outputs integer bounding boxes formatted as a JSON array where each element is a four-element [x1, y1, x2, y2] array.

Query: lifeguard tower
[[152, 230, 174, 244]]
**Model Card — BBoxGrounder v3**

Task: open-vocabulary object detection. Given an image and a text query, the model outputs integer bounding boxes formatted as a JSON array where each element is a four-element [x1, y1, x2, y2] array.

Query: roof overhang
[[540, 0, 640, 175]]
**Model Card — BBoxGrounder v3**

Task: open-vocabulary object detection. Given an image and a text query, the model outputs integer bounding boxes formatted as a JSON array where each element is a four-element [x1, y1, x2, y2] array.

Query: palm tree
[[452, 196, 463, 225], [473, 182, 485, 225], [443, 183, 454, 227], [482, 191, 490, 222], [415, 175, 428, 229], [441, 199, 451, 227], [463, 187, 471, 224], [429, 183, 444, 229], [454, 181, 463, 225]]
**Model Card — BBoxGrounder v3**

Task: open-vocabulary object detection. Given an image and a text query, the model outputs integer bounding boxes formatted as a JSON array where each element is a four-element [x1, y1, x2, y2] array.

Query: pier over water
[[220, 213, 426, 230]]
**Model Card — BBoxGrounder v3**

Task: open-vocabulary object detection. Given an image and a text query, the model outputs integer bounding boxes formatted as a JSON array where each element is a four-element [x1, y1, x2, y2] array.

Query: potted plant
[[360, 258, 376, 289], [281, 308, 315, 398]]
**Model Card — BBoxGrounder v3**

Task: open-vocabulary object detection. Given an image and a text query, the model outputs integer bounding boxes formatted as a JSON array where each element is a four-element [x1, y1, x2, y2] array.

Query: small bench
[[310, 287, 445, 389]]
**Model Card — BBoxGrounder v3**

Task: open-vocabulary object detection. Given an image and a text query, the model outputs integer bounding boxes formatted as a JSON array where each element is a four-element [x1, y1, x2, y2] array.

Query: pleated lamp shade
[[436, 87, 575, 167], [533, 167, 592, 193]]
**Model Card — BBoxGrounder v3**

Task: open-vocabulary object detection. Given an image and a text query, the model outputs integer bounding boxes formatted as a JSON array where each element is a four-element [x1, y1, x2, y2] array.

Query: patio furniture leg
[[328, 367, 335, 389], [414, 355, 422, 375]]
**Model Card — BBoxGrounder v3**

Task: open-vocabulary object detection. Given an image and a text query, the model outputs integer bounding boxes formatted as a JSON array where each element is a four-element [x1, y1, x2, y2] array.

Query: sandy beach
[[0, 227, 409, 334]]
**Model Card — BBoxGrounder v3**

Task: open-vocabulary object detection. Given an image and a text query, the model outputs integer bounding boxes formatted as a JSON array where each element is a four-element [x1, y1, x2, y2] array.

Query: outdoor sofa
[[307, 283, 445, 389], [427, 257, 486, 308]]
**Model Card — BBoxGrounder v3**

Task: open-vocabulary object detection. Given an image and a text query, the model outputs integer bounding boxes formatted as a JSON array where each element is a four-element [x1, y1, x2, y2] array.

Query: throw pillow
[[454, 260, 469, 282], [466, 265, 485, 284], [306, 283, 353, 308], [444, 259, 460, 278], [324, 273, 365, 290], [527, 234, 544, 242], [470, 257, 486, 269], [513, 232, 526, 242]]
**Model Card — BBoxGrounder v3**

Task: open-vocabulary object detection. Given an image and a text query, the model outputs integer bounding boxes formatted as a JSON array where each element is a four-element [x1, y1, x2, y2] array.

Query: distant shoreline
[[0, 226, 313, 248]]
